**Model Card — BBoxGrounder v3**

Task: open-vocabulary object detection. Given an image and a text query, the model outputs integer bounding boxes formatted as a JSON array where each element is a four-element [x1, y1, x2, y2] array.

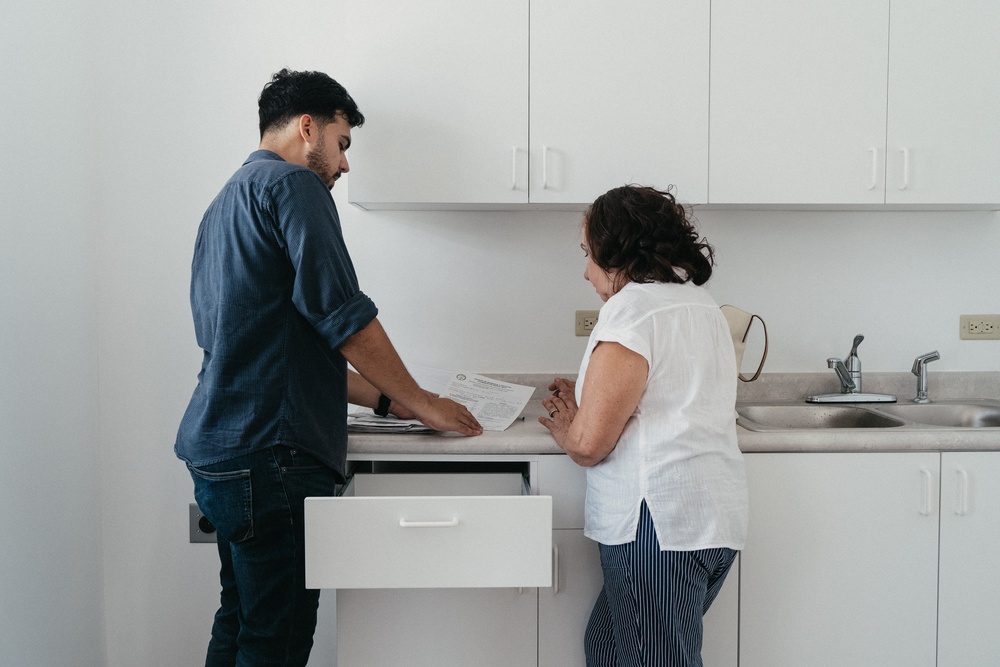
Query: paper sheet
[[414, 367, 536, 431], [348, 367, 535, 433]]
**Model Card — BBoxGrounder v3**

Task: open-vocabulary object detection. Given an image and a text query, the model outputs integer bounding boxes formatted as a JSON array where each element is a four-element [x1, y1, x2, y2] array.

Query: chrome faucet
[[807, 334, 896, 403], [911, 350, 940, 403], [827, 334, 865, 394], [827, 358, 857, 393]]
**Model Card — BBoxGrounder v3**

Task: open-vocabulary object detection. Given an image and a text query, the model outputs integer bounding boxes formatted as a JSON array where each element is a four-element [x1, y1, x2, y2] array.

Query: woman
[[539, 185, 748, 667]]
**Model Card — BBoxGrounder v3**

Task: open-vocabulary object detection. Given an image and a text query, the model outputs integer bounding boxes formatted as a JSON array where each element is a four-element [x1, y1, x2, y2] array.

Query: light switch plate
[[960, 314, 1000, 340]]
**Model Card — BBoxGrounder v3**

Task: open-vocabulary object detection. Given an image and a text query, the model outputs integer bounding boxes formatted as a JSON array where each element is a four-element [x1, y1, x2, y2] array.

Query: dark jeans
[[189, 446, 340, 667]]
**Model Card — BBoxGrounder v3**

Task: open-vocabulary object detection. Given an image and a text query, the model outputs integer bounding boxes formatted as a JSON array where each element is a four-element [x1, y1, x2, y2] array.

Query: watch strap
[[374, 393, 391, 417]]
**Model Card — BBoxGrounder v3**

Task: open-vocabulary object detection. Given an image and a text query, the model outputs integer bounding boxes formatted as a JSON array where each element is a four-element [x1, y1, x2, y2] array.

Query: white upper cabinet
[[346, 1, 999, 209], [885, 2, 1000, 205], [345, 1, 529, 209], [709, 1, 890, 205], [347, 0, 709, 209], [710, 1, 1000, 207], [529, 0, 709, 205]]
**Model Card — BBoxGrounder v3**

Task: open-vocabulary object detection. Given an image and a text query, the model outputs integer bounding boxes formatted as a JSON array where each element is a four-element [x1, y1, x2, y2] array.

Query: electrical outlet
[[959, 314, 1000, 340], [575, 310, 600, 336], [189, 503, 217, 543]]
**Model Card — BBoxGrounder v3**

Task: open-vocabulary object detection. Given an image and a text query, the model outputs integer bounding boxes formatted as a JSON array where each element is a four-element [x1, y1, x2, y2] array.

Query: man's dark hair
[[258, 68, 365, 138], [584, 184, 715, 290]]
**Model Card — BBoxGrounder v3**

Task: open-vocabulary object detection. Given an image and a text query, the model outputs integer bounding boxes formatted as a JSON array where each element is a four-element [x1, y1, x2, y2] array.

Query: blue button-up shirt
[[175, 151, 377, 478]]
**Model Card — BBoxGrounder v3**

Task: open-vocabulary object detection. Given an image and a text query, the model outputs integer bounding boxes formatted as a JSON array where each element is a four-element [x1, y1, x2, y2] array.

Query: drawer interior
[[343, 461, 531, 497]]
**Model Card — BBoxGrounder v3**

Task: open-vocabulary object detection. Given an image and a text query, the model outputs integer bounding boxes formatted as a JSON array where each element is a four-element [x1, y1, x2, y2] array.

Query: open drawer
[[305, 462, 552, 589]]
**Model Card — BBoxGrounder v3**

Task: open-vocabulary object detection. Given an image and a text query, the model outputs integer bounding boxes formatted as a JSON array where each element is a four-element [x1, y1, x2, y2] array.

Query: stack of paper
[[347, 366, 536, 433], [346, 413, 433, 434]]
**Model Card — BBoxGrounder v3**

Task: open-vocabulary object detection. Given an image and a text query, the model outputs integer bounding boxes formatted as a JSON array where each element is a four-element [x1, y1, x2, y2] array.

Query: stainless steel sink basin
[[736, 404, 906, 431], [875, 402, 1000, 428]]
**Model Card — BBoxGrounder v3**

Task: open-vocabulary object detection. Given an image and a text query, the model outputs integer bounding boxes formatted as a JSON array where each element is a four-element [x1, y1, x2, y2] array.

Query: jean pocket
[[281, 449, 326, 474], [189, 466, 254, 543]]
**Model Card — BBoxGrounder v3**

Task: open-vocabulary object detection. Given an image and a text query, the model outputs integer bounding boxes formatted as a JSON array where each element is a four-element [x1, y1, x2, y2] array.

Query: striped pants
[[584, 502, 737, 667]]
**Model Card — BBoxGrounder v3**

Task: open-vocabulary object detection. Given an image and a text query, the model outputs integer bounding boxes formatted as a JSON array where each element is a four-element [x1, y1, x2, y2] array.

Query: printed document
[[348, 367, 535, 432]]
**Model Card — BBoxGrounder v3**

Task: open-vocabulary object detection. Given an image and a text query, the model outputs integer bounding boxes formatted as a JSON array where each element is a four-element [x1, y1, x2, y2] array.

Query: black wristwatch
[[374, 393, 391, 417]]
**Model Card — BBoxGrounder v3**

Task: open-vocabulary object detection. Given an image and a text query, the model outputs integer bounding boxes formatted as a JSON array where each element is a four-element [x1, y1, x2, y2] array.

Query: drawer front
[[305, 495, 552, 589]]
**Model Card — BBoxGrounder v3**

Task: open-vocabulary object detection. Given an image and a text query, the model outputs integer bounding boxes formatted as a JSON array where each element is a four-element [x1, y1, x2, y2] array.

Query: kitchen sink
[[736, 404, 906, 431], [736, 399, 1000, 431], [874, 401, 1000, 428]]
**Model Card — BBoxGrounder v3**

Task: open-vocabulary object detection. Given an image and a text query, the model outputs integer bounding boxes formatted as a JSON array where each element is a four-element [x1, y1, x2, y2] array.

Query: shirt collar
[[243, 149, 285, 166]]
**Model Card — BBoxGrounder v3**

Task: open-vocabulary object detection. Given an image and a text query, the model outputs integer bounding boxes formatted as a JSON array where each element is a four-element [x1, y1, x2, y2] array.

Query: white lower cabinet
[[335, 587, 538, 667], [538, 529, 601, 667], [740, 453, 941, 667], [742, 451, 1000, 667], [938, 452, 1000, 666], [312, 455, 740, 666]]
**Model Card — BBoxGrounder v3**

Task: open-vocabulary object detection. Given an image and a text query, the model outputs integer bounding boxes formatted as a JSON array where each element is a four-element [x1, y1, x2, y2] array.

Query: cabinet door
[[740, 453, 939, 667], [538, 530, 603, 667], [530, 0, 709, 204], [885, 2, 1000, 205], [337, 587, 538, 667], [709, 1, 889, 204], [343, 1, 529, 208], [938, 452, 1000, 666]]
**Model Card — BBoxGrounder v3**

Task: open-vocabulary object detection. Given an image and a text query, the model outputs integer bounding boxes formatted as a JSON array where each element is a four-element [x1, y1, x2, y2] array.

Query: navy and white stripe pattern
[[584, 502, 737, 666]]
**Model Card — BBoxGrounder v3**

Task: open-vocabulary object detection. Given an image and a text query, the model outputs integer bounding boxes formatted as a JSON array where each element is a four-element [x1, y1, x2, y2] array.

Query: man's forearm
[[346, 370, 381, 409], [339, 318, 429, 413]]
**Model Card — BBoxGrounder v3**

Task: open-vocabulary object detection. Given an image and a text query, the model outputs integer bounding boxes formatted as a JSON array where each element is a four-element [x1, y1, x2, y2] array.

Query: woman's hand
[[539, 377, 579, 447], [538, 344, 648, 467]]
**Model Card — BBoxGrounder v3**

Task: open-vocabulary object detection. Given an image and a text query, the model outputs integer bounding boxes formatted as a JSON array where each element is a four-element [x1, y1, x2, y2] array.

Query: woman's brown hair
[[584, 185, 715, 291]]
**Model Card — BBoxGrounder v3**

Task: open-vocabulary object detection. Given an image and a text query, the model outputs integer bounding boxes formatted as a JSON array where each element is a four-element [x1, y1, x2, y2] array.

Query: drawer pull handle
[[552, 545, 560, 595], [542, 145, 550, 190], [899, 148, 910, 190], [868, 147, 878, 190], [511, 146, 518, 190], [919, 468, 933, 516], [956, 469, 969, 517], [398, 518, 459, 528]]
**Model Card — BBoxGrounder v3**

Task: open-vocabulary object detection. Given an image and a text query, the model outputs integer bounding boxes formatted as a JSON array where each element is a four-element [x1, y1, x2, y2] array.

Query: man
[[175, 68, 482, 667]]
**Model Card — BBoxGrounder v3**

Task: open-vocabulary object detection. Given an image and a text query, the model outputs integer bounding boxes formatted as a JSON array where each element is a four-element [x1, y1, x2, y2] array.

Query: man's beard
[[306, 134, 337, 190]]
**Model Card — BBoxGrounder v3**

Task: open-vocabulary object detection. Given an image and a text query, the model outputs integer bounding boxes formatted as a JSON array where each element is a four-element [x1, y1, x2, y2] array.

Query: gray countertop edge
[[347, 396, 1000, 456]]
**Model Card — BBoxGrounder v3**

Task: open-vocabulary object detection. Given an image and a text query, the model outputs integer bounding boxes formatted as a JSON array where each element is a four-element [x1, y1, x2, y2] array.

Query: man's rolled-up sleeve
[[270, 171, 379, 350], [313, 291, 379, 350]]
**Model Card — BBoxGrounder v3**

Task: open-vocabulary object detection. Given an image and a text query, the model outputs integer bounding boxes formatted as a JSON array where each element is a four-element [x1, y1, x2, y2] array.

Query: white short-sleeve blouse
[[577, 281, 748, 551]]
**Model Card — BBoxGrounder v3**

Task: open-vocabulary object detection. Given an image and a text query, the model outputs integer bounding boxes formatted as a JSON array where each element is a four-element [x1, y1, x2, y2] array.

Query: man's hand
[[413, 396, 483, 436], [341, 319, 482, 436]]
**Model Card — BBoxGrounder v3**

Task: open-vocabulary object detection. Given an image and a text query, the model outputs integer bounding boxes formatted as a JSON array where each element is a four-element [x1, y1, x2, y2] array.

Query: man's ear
[[298, 114, 316, 143]]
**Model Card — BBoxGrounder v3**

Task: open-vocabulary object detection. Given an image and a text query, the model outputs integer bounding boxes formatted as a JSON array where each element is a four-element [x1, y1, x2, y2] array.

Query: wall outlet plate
[[189, 503, 217, 543], [960, 314, 1000, 340], [575, 310, 599, 336]]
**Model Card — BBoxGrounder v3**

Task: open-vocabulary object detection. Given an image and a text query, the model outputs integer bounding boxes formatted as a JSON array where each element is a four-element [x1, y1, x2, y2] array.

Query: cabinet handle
[[955, 469, 969, 517], [868, 147, 878, 190], [511, 146, 518, 190], [919, 468, 933, 516], [542, 145, 550, 190], [552, 545, 559, 595], [899, 148, 910, 190], [398, 518, 459, 528]]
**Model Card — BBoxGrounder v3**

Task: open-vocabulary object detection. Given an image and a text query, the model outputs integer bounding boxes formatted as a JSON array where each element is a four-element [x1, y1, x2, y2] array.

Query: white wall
[[1, 1, 999, 666], [0, 0, 105, 665]]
